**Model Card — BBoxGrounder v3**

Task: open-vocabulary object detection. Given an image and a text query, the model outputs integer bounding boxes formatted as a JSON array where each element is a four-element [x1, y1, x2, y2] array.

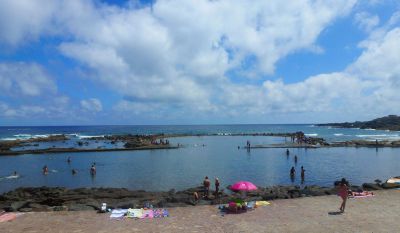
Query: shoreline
[[1, 180, 398, 212]]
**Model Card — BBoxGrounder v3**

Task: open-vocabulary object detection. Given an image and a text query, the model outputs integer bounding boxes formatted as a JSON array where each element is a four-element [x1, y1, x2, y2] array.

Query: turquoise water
[[1, 135, 399, 194]]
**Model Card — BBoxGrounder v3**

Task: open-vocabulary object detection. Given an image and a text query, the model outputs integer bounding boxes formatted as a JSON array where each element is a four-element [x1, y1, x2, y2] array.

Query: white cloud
[[2, 0, 400, 123], [0, 62, 57, 97], [80, 98, 103, 112], [354, 12, 380, 32], [0, 0, 59, 46]]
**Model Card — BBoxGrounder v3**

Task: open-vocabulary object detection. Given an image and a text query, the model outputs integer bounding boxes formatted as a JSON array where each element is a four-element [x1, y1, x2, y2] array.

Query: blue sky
[[0, 0, 399, 125]]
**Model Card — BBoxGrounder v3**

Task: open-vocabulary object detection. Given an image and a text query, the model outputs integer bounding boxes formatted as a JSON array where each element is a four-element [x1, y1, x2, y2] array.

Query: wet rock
[[52, 206, 68, 211], [10, 201, 29, 211], [67, 204, 96, 211], [381, 182, 400, 189], [362, 183, 383, 190]]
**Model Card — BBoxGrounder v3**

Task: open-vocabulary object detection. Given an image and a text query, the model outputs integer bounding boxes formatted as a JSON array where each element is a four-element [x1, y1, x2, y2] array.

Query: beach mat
[[0, 213, 17, 223], [110, 209, 128, 219], [349, 192, 374, 198], [256, 201, 271, 206]]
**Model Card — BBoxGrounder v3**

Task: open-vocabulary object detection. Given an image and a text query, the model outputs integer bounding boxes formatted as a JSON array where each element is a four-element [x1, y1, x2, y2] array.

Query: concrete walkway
[[2, 190, 399, 233]]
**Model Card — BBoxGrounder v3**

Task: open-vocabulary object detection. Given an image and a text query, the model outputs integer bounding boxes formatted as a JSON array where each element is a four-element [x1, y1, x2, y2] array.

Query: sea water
[[1, 133, 400, 194]]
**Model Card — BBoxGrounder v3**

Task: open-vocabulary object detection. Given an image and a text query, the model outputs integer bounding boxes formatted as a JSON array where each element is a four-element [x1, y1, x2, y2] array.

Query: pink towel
[[0, 213, 17, 223]]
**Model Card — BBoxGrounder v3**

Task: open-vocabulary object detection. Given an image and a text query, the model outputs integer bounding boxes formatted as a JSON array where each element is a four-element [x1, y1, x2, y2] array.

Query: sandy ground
[[2, 190, 399, 233]]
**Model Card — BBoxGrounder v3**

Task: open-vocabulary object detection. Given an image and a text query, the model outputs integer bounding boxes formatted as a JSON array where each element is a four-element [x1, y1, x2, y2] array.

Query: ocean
[[0, 125, 399, 194]]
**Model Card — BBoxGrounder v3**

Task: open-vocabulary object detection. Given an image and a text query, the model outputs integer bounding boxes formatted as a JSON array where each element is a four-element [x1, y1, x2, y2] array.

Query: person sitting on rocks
[[193, 192, 199, 204]]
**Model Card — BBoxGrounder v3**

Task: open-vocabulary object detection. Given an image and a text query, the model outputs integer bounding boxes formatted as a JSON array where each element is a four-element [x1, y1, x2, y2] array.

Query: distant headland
[[317, 115, 400, 131]]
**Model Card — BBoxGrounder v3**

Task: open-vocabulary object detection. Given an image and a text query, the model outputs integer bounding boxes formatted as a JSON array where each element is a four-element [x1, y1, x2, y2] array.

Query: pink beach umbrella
[[231, 181, 258, 192]]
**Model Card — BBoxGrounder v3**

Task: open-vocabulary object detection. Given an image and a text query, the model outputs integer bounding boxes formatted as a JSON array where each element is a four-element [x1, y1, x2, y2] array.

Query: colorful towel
[[350, 191, 374, 198], [246, 201, 256, 209], [110, 209, 128, 219], [256, 201, 271, 207], [0, 213, 17, 223], [140, 209, 154, 219]]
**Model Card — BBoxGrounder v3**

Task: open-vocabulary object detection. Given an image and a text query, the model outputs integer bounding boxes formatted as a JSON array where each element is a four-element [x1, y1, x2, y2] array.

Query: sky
[[0, 0, 399, 126]]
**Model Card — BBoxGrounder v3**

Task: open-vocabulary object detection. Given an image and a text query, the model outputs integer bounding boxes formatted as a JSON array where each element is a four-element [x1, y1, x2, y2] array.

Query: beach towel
[[129, 209, 144, 218], [0, 213, 17, 223], [153, 209, 169, 218], [255, 201, 271, 207], [140, 209, 154, 219], [350, 191, 374, 198], [110, 209, 128, 219]]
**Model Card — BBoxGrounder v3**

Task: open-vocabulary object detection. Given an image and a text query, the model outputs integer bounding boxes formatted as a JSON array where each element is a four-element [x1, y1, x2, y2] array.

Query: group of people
[[197, 176, 220, 200], [41, 157, 96, 176], [286, 149, 305, 182]]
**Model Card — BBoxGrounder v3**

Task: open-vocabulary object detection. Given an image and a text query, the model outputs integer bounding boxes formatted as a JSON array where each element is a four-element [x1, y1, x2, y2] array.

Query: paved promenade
[[3, 190, 399, 233]]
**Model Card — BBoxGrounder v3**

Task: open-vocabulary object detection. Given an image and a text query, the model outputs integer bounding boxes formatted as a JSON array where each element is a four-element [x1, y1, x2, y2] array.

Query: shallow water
[[0, 136, 399, 194]]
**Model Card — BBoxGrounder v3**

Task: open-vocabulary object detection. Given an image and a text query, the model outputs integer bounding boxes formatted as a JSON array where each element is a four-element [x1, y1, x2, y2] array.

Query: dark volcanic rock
[[381, 182, 400, 189], [0, 181, 388, 212], [362, 183, 383, 190]]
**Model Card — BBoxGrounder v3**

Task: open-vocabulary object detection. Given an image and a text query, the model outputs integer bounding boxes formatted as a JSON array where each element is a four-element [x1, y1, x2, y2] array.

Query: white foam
[[78, 135, 104, 139], [334, 133, 344, 136], [364, 128, 376, 131], [305, 133, 318, 137], [356, 134, 395, 138]]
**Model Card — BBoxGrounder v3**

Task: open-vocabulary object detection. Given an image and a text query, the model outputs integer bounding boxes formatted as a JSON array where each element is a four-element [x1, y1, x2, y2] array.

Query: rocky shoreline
[[1, 181, 399, 212], [2, 132, 400, 156]]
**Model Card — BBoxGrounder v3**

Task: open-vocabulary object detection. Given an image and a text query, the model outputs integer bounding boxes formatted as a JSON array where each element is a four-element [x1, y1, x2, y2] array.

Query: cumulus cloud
[[354, 12, 380, 32], [0, 0, 59, 46], [1, 0, 399, 123], [0, 62, 57, 97], [80, 98, 103, 112]]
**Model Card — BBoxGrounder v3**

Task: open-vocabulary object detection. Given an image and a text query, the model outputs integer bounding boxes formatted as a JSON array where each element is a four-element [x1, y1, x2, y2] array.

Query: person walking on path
[[338, 178, 349, 213], [203, 176, 210, 198]]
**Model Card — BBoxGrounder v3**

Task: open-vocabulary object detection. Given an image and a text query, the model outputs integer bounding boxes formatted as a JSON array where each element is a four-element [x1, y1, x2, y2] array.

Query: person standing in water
[[90, 164, 96, 175], [67, 157, 71, 164], [42, 165, 49, 175], [286, 149, 290, 155], [294, 155, 298, 164], [338, 178, 349, 213], [290, 166, 295, 177], [301, 166, 305, 181]]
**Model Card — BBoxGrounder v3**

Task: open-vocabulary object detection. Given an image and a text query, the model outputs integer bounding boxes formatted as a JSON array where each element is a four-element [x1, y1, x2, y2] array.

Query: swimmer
[[90, 164, 96, 175], [43, 165, 49, 175]]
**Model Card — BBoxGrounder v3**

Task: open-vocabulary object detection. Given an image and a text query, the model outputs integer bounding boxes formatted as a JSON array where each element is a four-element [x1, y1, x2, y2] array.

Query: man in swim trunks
[[203, 176, 210, 197]]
